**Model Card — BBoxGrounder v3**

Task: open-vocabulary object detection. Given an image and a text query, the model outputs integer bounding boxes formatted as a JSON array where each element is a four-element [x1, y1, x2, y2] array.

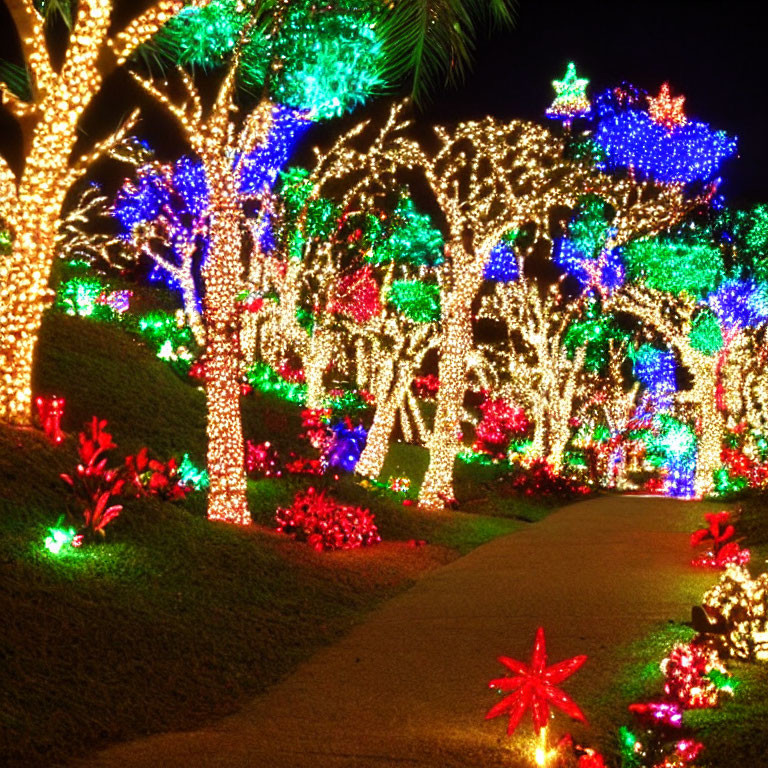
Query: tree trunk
[[419, 291, 474, 510], [0, 189, 66, 424], [201, 197, 250, 524], [694, 362, 723, 498], [355, 376, 408, 480]]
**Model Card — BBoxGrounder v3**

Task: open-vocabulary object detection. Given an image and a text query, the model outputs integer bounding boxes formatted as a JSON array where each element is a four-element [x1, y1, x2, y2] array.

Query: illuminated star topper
[[648, 82, 687, 131], [546, 62, 591, 123]]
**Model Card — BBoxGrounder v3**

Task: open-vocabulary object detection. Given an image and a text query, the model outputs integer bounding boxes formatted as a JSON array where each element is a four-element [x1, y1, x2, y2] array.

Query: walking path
[[80, 496, 722, 768]]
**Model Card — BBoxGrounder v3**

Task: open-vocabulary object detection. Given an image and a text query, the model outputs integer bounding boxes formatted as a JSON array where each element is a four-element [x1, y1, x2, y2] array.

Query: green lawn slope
[[0, 310, 556, 767]]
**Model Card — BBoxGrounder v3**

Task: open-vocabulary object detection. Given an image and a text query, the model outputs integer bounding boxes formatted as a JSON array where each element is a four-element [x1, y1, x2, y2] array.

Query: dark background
[[0, 0, 765, 204]]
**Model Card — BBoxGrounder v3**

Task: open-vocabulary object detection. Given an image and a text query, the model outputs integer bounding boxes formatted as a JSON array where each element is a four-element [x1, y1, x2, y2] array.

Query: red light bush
[[124, 447, 191, 501], [505, 458, 590, 499], [275, 488, 381, 551], [60, 417, 126, 542]]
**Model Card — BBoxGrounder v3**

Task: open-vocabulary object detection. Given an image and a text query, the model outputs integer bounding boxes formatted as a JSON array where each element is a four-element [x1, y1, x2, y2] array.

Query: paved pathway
[[80, 496, 722, 768]]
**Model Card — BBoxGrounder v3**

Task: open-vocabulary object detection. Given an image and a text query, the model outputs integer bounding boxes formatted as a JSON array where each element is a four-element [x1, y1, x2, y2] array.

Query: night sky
[[0, 0, 765, 203]]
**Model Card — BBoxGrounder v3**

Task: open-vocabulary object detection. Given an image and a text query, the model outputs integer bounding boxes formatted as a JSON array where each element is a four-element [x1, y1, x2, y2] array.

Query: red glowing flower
[[486, 627, 587, 735]]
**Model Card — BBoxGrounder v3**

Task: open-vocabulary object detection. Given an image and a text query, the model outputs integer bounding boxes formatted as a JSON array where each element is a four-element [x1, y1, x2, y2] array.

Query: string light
[[0, 0, 188, 425]]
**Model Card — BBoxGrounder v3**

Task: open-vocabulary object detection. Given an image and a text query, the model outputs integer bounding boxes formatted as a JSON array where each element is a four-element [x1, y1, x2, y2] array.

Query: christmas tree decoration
[[177, 453, 209, 490], [275, 487, 380, 551], [647, 83, 687, 131], [35, 395, 65, 445], [483, 236, 520, 282], [546, 62, 591, 125], [701, 565, 768, 660], [486, 626, 587, 736]]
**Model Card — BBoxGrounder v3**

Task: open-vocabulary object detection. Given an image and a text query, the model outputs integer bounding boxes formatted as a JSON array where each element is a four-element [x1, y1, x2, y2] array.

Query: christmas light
[[546, 62, 590, 125], [592, 85, 736, 184], [486, 626, 587, 736], [0, 0, 187, 425], [35, 395, 65, 445]]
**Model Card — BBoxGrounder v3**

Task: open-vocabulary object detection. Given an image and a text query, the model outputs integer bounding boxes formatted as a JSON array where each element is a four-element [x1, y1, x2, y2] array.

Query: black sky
[[0, 0, 766, 203]]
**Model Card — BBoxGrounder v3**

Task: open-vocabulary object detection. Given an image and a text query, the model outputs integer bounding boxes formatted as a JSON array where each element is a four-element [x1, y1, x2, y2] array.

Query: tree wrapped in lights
[[261, 117, 444, 479], [362, 96, 690, 508], [612, 272, 768, 496], [0, 0, 190, 425]]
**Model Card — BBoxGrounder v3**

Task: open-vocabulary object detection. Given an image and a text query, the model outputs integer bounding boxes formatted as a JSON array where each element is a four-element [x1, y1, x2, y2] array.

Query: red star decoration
[[648, 82, 687, 131], [486, 627, 587, 735]]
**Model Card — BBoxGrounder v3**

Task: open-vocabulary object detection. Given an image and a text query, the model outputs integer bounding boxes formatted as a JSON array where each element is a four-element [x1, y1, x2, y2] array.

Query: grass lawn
[[0, 311, 561, 767]]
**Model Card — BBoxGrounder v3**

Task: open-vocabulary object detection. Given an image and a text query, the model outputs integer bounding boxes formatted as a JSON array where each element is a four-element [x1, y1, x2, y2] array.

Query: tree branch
[[5, 0, 53, 99], [66, 108, 140, 187], [108, 0, 188, 68], [0, 153, 18, 229]]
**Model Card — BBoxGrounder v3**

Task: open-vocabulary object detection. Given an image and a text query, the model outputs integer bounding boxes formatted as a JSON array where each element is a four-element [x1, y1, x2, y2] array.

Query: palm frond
[[36, 0, 74, 29], [378, 0, 516, 105], [0, 60, 32, 102]]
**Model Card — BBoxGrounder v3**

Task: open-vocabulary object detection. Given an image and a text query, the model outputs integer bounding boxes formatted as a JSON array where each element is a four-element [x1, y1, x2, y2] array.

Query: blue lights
[[326, 421, 367, 472], [238, 105, 312, 196], [633, 344, 677, 413], [483, 238, 519, 282], [707, 279, 768, 331], [591, 87, 736, 185]]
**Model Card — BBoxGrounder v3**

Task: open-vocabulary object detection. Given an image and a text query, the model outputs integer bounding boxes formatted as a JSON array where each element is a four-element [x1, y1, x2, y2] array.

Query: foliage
[[125, 447, 192, 501], [60, 417, 126, 542], [365, 193, 444, 267], [387, 280, 441, 322], [274, 487, 381, 551]]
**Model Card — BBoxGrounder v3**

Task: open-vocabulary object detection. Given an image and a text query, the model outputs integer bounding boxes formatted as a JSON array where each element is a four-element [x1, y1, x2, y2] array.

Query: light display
[[659, 641, 732, 708], [177, 453, 209, 490], [592, 85, 736, 184], [647, 83, 687, 131], [621, 236, 724, 297], [245, 440, 281, 477], [701, 565, 768, 660], [35, 395, 65, 444], [269, 1, 387, 120], [0, 0, 187, 425], [546, 62, 590, 125], [366, 193, 445, 267], [387, 280, 441, 323], [44, 524, 79, 555], [486, 626, 587, 737], [274, 487, 380, 551], [483, 235, 520, 282]]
